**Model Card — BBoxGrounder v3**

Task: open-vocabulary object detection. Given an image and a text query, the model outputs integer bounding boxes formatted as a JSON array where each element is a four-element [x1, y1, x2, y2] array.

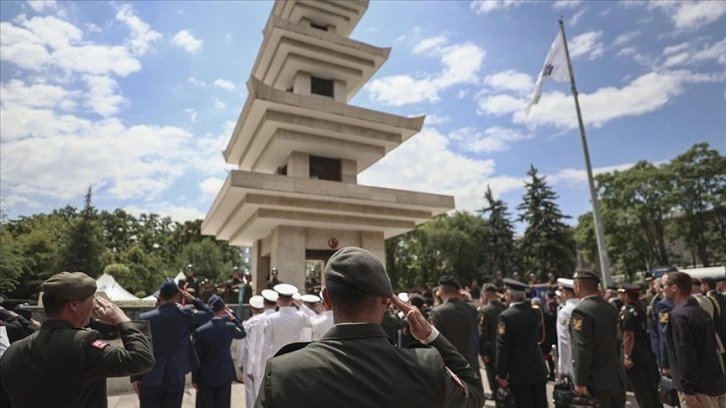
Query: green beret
[[325, 247, 393, 298], [42, 272, 97, 300], [572, 269, 600, 283]]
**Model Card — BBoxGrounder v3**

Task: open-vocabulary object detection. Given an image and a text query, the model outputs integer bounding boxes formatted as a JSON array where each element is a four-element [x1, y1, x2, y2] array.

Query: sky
[[1, 0, 725, 233]]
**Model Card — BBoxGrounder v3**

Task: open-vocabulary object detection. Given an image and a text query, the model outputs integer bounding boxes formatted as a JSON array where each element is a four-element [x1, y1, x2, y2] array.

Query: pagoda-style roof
[[272, 0, 369, 37], [201, 171, 454, 246], [251, 16, 389, 102], [224, 79, 425, 174]]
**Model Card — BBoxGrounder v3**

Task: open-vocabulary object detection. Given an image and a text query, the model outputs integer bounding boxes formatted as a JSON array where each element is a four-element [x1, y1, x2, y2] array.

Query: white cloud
[[554, 0, 583, 9], [199, 177, 224, 200], [569, 31, 605, 60], [83, 75, 125, 117], [450, 126, 533, 153], [367, 37, 485, 106], [612, 31, 640, 47], [479, 70, 724, 130], [482, 70, 534, 96], [663, 38, 726, 67], [663, 42, 690, 55], [457, 89, 468, 99], [26, 0, 56, 12], [570, 8, 588, 26], [470, 0, 521, 14], [213, 78, 236, 90], [184, 108, 198, 122], [213, 98, 226, 110], [549, 163, 636, 186], [360, 127, 521, 212], [412, 35, 447, 54], [172, 29, 202, 54], [115, 4, 162, 56], [124, 204, 206, 223], [424, 114, 450, 125], [1, 194, 42, 210], [187, 77, 206, 87], [650, 1, 726, 30]]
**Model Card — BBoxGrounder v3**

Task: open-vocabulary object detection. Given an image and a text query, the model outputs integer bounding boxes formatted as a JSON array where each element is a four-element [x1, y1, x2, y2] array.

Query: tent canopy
[[95, 273, 140, 301]]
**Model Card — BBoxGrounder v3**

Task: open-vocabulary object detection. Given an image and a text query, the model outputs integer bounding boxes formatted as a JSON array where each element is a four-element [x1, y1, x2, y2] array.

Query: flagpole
[[558, 19, 612, 288]]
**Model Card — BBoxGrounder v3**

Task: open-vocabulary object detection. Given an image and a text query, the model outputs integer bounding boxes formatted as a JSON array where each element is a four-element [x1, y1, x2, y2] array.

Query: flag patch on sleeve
[[91, 339, 109, 350]]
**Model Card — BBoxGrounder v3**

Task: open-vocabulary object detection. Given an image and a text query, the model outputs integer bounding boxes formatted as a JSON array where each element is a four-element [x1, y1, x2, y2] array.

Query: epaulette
[[274, 341, 312, 357]]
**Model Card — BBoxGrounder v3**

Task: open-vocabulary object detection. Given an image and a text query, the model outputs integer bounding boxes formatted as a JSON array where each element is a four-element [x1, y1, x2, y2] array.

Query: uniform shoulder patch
[[659, 312, 669, 324], [90, 339, 109, 350], [445, 366, 466, 389], [497, 322, 506, 335], [571, 317, 583, 331]]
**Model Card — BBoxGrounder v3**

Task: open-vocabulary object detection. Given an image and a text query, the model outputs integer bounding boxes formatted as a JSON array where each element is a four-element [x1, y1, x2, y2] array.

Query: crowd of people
[[0, 249, 725, 408]]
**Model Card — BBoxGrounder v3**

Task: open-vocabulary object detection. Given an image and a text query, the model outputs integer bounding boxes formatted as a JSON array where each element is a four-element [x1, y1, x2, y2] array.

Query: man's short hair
[[326, 280, 376, 317], [701, 277, 716, 290], [42, 293, 69, 315], [665, 271, 692, 296]]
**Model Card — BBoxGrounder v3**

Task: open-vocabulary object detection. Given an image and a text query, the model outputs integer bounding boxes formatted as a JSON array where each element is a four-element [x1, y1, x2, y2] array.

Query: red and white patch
[[90, 339, 109, 350], [445, 366, 466, 389]]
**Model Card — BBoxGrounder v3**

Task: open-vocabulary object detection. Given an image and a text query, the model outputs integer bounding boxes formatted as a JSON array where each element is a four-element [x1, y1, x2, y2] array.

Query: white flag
[[525, 30, 570, 115]]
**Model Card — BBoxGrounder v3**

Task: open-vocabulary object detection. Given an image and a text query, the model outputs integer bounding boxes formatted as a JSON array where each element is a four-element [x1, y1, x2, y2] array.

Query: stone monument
[[202, 0, 455, 293]]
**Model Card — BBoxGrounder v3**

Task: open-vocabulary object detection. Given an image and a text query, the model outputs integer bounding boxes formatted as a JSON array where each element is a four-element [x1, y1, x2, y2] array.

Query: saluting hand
[[93, 296, 130, 325], [391, 296, 432, 341], [181, 291, 196, 303]]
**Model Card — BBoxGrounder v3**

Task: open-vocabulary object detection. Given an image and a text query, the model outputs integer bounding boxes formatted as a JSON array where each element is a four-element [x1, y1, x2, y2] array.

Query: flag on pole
[[525, 30, 569, 115]]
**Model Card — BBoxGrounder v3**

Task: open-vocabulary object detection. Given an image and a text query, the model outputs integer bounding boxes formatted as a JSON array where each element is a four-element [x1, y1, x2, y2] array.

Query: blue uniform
[[655, 298, 674, 370], [134, 299, 213, 408], [193, 316, 246, 408]]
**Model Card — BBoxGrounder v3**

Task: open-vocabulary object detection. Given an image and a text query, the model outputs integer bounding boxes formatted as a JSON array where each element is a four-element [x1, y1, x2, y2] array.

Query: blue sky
[[1, 0, 724, 232]]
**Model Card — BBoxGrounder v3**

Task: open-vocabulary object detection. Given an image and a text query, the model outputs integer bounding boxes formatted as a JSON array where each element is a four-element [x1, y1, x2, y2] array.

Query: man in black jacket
[[663, 271, 726, 408]]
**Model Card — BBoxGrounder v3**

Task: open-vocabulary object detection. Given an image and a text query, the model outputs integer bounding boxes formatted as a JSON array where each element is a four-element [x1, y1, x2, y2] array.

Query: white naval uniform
[[237, 309, 274, 407], [556, 297, 580, 378], [311, 310, 334, 341], [260, 306, 312, 367]]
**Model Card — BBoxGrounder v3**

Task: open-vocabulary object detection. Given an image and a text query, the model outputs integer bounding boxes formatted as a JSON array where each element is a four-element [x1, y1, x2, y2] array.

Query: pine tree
[[61, 186, 105, 277], [478, 185, 516, 278], [517, 165, 577, 279]]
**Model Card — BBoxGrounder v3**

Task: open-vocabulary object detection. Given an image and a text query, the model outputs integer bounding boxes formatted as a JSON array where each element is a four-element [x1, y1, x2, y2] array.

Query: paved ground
[[107, 369, 647, 407]]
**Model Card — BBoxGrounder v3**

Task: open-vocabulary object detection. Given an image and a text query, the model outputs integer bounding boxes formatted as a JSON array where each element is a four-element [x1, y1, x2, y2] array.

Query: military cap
[[438, 275, 461, 290], [483, 283, 498, 292], [152, 290, 160, 299], [619, 283, 640, 295], [644, 271, 654, 281], [557, 278, 574, 290], [275, 283, 298, 297], [409, 294, 426, 308], [249, 295, 264, 309], [572, 269, 600, 283], [186, 264, 193, 269], [271, 268, 279, 274], [324, 247, 393, 298], [502, 278, 528, 292], [208, 294, 226, 311], [14, 307, 33, 321], [292, 292, 301, 301], [159, 277, 180, 298], [232, 266, 240, 272], [261, 289, 279, 303], [301, 294, 320, 303], [42, 272, 97, 300], [397, 292, 410, 302]]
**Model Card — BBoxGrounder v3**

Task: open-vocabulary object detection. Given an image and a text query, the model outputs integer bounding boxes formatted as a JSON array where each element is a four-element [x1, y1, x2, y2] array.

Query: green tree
[[60, 187, 104, 277], [478, 185, 516, 278], [517, 165, 577, 279]]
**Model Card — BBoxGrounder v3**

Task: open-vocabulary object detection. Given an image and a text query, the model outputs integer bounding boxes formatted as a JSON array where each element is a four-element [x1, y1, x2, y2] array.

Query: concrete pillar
[[333, 80, 346, 103], [293, 72, 311, 96], [252, 240, 270, 295], [271, 225, 307, 293], [360, 231, 385, 266], [341, 159, 357, 184], [287, 151, 309, 178]]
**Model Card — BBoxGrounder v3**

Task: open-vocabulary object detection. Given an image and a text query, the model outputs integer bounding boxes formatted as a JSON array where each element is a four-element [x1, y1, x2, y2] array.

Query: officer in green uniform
[[0, 271, 154, 408], [478, 283, 506, 397], [570, 269, 628, 408], [620, 284, 663, 408], [254, 247, 484, 408]]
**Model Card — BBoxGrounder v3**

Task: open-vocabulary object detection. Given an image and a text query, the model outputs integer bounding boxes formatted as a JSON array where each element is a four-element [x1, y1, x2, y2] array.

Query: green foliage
[[517, 165, 577, 279], [478, 185, 517, 278], [59, 187, 104, 278]]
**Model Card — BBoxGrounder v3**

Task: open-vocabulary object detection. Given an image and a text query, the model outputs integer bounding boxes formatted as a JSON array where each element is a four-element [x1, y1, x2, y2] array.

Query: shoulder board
[[274, 341, 312, 357]]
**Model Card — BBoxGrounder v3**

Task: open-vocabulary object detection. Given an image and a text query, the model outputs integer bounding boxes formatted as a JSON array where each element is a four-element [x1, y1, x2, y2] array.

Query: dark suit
[[478, 300, 506, 393], [571, 295, 628, 408], [254, 323, 484, 408], [0, 320, 154, 408], [706, 290, 726, 367], [496, 302, 548, 408], [135, 299, 213, 408], [620, 302, 662, 408], [430, 298, 480, 372], [193, 317, 246, 408]]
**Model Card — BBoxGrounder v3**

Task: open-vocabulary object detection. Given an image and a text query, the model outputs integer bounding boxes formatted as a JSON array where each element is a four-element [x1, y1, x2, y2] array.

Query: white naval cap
[[397, 292, 409, 302], [261, 289, 279, 302], [249, 295, 264, 309], [292, 292, 301, 301], [301, 294, 320, 303], [274, 283, 299, 297], [557, 278, 574, 289]]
